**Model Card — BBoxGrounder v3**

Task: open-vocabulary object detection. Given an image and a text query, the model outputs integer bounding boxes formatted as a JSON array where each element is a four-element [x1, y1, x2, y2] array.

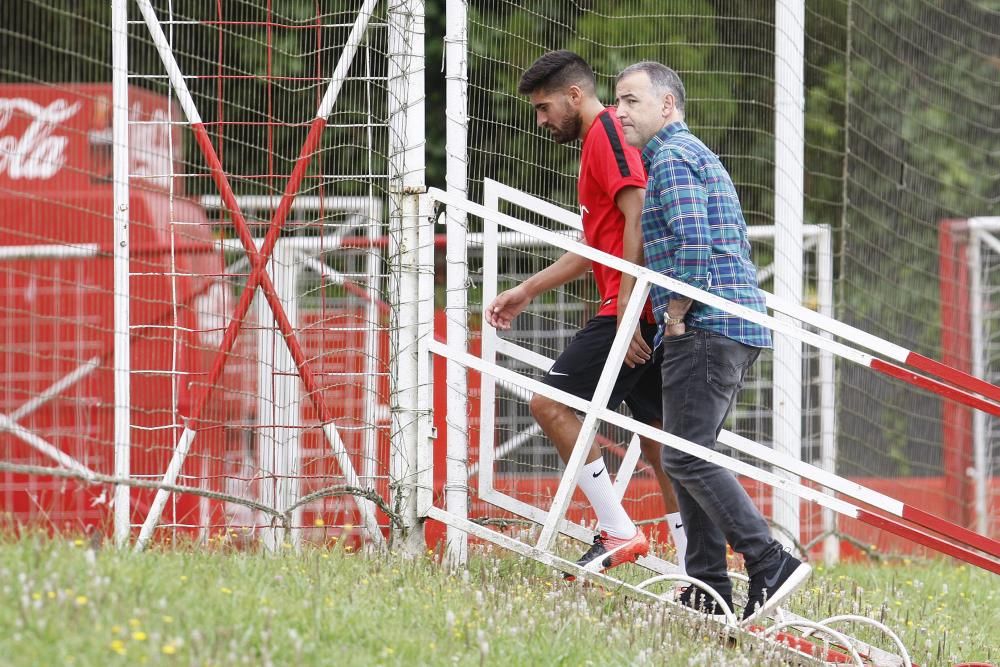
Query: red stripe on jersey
[[578, 108, 652, 320]]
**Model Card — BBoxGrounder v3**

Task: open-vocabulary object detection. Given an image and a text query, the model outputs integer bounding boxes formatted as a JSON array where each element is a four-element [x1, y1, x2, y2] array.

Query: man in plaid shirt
[[614, 61, 811, 624]]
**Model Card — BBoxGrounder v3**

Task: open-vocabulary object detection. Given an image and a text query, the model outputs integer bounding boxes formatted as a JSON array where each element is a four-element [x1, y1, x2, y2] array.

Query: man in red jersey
[[484, 50, 686, 577]]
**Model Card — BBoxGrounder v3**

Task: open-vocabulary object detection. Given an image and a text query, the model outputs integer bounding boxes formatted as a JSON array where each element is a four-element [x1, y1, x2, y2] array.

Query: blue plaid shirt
[[641, 122, 772, 348]]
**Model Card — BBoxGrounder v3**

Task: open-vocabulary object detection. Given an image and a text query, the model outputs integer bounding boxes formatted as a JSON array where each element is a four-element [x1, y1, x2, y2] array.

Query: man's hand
[[484, 285, 532, 330], [622, 323, 653, 368], [618, 305, 652, 368]]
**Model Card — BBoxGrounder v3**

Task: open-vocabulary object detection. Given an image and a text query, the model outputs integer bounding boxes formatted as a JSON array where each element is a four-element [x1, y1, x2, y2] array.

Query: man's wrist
[[664, 314, 685, 326]]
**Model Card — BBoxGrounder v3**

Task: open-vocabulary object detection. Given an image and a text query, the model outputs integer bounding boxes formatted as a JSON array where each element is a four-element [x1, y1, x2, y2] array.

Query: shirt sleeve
[[592, 115, 647, 200], [654, 149, 710, 299]]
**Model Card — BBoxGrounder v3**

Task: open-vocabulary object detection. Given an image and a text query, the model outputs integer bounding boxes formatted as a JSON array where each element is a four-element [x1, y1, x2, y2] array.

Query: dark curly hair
[[517, 50, 596, 96]]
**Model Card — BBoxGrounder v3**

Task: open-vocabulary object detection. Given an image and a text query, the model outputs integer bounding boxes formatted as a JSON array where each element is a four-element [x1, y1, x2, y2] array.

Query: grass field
[[0, 532, 996, 666]]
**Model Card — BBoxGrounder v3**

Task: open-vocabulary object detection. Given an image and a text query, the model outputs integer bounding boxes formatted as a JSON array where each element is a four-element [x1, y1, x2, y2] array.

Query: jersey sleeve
[[592, 112, 647, 200]]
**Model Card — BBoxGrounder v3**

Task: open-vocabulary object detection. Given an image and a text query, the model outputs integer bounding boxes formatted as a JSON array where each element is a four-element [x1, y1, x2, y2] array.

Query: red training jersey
[[578, 108, 651, 320]]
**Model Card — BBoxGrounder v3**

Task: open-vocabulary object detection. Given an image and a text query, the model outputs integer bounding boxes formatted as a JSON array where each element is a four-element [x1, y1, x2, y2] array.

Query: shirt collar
[[641, 121, 689, 168]]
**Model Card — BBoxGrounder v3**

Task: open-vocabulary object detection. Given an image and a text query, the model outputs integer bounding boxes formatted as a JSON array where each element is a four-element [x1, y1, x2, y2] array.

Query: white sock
[[667, 511, 688, 575], [578, 459, 636, 539]]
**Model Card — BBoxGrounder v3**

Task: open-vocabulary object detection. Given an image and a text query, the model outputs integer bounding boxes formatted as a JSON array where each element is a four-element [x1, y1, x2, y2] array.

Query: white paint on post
[[416, 193, 436, 517], [817, 225, 839, 564], [445, 0, 470, 566], [968, 228, 988, 536], [387, 0, 426, 553], [256, 244, 301, 551], [772, 0, 805, 549], [477, 182, 501, 502], [112, 0, 131, 548]]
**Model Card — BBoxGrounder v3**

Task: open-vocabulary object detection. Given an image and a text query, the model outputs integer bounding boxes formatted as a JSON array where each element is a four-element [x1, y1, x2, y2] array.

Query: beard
[[547, 110, 582, 144]]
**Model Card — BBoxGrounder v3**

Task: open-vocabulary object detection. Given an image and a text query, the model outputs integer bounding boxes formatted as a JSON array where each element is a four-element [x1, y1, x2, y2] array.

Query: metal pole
[[112, 0, 131, 548], [773, 0, 806, 549], [444, 0, 469, 567], [387, 0, 426, 554], [817, 225, 839, 564], [256, 243, 301, 551], [968, 227, 987, 535]]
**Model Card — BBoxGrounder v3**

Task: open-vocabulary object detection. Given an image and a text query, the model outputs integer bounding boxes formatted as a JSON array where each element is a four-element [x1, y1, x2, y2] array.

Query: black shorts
[[540, 315, 663, 424]]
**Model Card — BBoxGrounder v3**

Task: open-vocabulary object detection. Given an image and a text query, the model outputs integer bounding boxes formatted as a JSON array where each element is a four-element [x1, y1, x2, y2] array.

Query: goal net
[[0, 1, 401, 548], [460, 0, 1000, 560]]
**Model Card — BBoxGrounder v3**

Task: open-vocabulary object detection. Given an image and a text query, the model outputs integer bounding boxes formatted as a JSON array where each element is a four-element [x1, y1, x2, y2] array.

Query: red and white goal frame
[[103, 0, 433, 551], [940, 217, 1000, 539]]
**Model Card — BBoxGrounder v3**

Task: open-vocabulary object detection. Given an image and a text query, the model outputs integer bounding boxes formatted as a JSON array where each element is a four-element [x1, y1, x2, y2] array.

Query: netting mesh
[[463, 0, 1000, 552], [464, 2, 793, 546], [814, 2, 1000, 540], [0, 1, 395, 543]]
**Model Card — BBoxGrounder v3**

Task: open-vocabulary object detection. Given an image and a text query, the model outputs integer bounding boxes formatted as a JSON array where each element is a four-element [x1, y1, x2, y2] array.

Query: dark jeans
[[659, 328, 781, 597]]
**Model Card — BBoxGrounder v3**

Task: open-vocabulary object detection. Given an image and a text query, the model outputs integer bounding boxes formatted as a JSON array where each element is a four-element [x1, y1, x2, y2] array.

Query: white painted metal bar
[[256, 244, 302, 550], [134, 0, 203, 125], [429, 188, 875, 368], [416, 193, 436, 517], [484, 185, 965, 394], [112, 0, 131, 548], [467, 423, 541, 477], [484, 178, 583, 230], [135, 426, 195, 551], [387, 0, 426, 551], [479, 325, 897, 516], [199, 194, 374, 213], [536, 278, 652, 551], [0, 244, 101, 260], [0, 414, 98, 480], [477, 182, 502, 511], [494, 338, 556, 372], [717, 430, 902, 515], [816, 225, 839, 564], [491, 306, 895, 515], [8, 358, 100, 423], [612, 436, 643, 501], [444, 0, 470, 565], [773, 0, 807, 550], [316, 0, 381, 120], [430, 340, 862, 520], [966, 216, 1000, 233], [969, 228, 988, 535]]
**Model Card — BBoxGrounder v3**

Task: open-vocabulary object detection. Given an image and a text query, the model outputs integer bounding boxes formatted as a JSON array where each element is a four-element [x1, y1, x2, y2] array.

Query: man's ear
[[566, 84, 583, 106], [662, 93, 674, 117]]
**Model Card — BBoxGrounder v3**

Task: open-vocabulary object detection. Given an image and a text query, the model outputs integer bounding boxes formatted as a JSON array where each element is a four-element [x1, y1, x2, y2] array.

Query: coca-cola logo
[[0, 98, 82, 180]]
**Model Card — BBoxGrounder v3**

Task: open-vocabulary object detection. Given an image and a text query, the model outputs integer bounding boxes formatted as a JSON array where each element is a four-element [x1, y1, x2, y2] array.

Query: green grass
[[0, 533, 995, 666]]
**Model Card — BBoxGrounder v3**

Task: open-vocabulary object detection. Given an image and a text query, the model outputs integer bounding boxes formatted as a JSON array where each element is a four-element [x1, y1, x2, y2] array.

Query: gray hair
[[617, 61, 686, 114]]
